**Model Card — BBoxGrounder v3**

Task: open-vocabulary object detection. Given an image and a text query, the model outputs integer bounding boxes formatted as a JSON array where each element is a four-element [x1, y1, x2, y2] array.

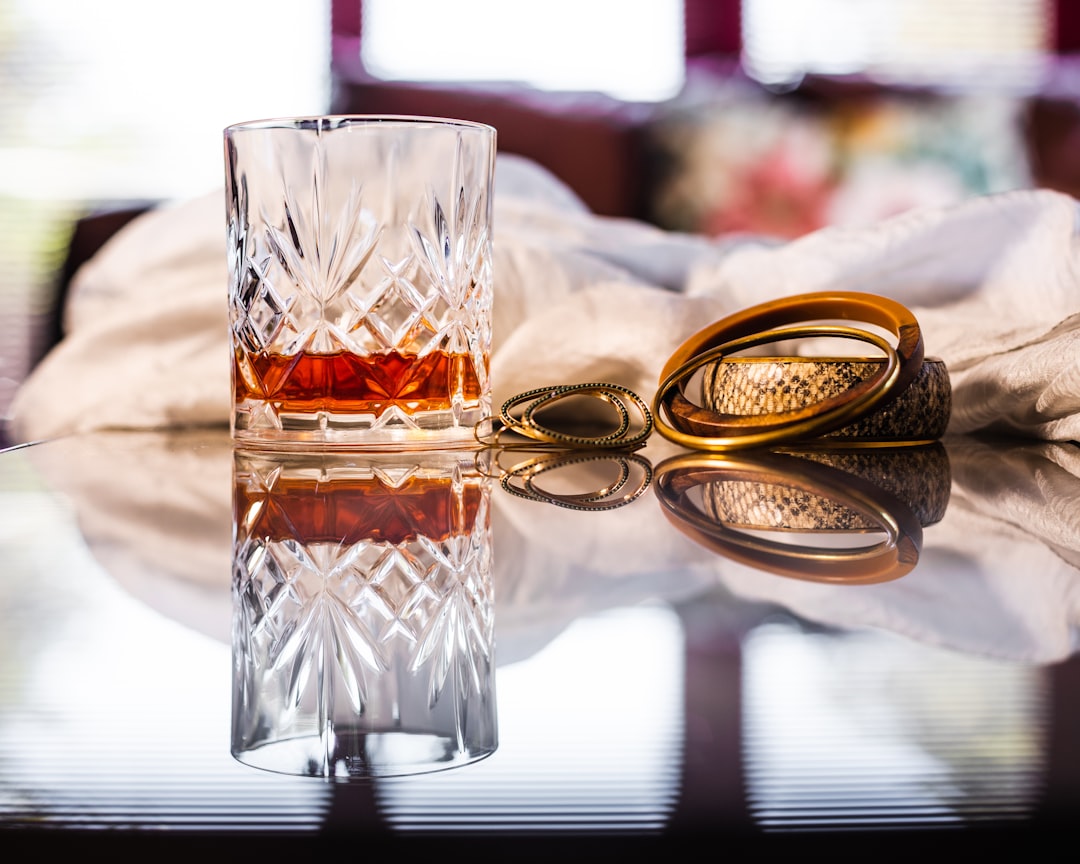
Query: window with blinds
[[0, 0, 331, 421], [359, 0, 686, 102], [741, 0, 1054, 90], [741, 619, 1049, 832]]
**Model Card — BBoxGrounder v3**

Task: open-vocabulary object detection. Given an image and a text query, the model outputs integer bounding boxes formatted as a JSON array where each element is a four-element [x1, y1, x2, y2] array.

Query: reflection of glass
[[654, 444, 951, 584], [230, 447, 497, 779]]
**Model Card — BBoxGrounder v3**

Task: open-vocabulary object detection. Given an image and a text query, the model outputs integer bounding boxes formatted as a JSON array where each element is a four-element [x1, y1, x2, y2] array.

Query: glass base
[[232, 730, 498, 780], [232, 403, 491, 451]]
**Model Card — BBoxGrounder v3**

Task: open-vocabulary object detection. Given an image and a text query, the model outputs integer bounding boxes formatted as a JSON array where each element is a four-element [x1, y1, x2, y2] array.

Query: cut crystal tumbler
[[225, 116, 496, 449]]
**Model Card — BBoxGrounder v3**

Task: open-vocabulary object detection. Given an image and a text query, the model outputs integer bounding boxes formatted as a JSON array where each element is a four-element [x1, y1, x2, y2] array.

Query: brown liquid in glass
[[234, 348, 484, 415]]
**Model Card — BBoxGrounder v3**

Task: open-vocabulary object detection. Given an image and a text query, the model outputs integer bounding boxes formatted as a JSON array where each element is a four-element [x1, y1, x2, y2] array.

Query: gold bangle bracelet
[[653, 291, 927, 451], [654, 323, 902, 450]]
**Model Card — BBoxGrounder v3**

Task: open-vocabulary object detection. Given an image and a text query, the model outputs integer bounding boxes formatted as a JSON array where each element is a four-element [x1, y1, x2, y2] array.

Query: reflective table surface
[[2, 429, 1079, 853]]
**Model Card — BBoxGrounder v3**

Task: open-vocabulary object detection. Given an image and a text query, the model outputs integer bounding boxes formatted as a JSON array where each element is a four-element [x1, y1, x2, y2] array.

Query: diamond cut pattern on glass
[[227, 118, 494, 442], [231, 451, 496, 777]]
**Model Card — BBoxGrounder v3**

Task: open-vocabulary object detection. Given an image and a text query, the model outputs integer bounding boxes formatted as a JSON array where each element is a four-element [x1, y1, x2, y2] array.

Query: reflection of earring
[[653, 446, 941, 584], [653, 291, 949, 451], [498, 449, 654, 512]]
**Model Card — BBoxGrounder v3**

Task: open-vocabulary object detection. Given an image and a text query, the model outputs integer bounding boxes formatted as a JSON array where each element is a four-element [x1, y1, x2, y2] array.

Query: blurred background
[[2, 3, 1080, 836], [2, 0, 1080, 422]]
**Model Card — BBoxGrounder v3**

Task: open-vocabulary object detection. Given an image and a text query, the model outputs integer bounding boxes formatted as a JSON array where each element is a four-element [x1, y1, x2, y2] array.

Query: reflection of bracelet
[[654, 449, 925, 584], [654, 291, 930, 451], [702, 356, 951, 443], [702, 442, 951, 529]]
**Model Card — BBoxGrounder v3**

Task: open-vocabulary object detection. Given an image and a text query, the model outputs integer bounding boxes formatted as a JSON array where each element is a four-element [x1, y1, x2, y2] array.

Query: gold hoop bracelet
[[654, 291, 926, 451], [654, 324, 901, 450]]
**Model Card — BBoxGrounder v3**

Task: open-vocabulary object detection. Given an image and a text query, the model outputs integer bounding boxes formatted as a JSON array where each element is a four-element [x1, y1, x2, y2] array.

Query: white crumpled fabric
[[9, 152, 1080, 444], [7, 154, 1080, 665]]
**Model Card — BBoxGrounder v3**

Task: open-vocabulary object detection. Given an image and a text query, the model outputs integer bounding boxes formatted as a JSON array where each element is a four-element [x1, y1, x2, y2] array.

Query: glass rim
[[224, 114, 497, 136]]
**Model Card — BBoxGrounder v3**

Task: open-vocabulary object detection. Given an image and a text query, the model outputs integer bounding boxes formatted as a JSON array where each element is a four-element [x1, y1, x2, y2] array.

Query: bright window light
[[0, 0, 331, 417], [361, 0, 685, 102], [2, 0, 331, 201], [742, 0, 1052, 90], [376, 603, 686, 834], [741, 619, 1048, 830]]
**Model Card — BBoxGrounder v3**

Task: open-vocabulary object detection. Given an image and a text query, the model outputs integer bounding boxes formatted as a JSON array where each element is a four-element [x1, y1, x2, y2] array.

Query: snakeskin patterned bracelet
[[701, 355, 951, 443]]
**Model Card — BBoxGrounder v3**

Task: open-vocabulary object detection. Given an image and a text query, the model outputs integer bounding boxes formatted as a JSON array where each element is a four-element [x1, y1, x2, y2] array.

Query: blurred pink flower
[[701, 143, 836, 238]]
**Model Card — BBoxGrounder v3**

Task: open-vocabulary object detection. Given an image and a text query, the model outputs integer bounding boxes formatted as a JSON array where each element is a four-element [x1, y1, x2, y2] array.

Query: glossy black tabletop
[[1, 429, 1078, 853]]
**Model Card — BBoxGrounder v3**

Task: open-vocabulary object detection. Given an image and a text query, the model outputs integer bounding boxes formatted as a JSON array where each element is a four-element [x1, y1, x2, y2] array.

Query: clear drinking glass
[[230, 446, 497, 779], [225, 116, 496, 449]]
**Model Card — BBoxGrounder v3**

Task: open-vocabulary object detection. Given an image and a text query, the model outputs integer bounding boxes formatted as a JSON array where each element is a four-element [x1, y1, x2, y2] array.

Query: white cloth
[[6, 154, 1080, 444], [7, 154, 1080, 665]]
